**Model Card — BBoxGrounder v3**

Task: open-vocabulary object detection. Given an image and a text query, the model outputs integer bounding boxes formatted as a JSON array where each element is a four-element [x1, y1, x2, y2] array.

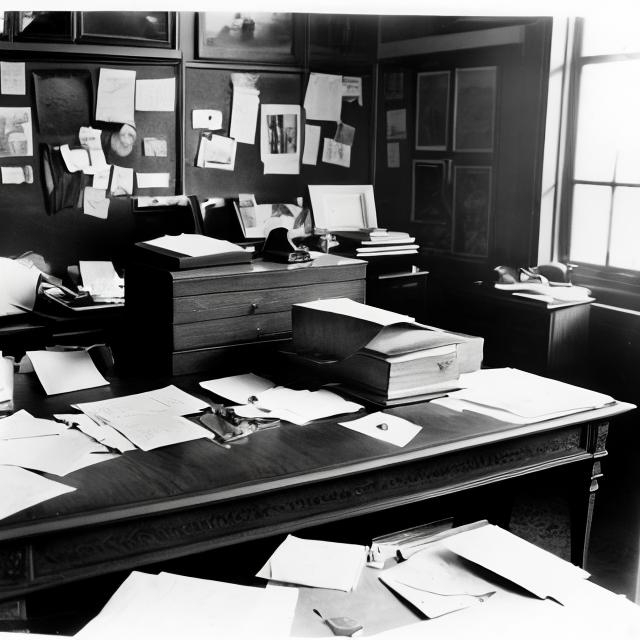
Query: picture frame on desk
[[197, 12, 302, 65], [308, 184, 378, 232], [76, 11, 175, 48]]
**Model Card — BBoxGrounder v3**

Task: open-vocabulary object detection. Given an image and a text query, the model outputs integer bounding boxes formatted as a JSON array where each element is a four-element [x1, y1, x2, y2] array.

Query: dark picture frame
[[415, 71, 450, 151], [77, 12, 175, 48], [12, 11, 74, 43], [197, 12, 301, 64], [453, 66, 496, 152], [0, 12, 10, 40], [411, 160, 452, 252], [452, 165, 491, 257]]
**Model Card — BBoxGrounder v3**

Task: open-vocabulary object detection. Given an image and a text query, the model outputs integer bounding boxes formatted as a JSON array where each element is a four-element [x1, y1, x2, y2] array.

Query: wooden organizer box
[[124, 254, 367, 375]]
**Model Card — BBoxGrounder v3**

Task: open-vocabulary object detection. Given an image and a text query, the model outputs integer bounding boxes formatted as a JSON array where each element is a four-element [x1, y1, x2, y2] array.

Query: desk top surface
[[2, 372, 633, 542]]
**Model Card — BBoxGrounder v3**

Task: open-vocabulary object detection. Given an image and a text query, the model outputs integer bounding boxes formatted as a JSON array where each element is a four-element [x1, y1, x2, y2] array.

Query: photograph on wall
[[453, 66, 496, 152], [12, 11, 73, 42], [260, 104, 301, 174], [411, 160, 452, 251], [415, 71, 450, 150], [0, 107, 33, 157], [452, 165, 491, 257], [77, 12, 174, 48]]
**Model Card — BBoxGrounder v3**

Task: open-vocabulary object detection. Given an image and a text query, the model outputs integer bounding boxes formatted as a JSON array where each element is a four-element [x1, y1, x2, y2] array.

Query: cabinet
[[125, 254, 366, 375]]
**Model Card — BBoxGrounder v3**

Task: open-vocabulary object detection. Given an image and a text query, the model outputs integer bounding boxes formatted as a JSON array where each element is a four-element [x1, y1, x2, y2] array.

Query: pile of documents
[[495, 281, 594, 308], [287, 298, 483, 406], [333, 228, 419, 258], [432, 368, 616, 423]]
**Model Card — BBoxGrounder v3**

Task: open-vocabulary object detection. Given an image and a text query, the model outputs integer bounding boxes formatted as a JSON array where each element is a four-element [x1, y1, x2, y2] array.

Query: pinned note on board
[[192, 109, 222, 130]]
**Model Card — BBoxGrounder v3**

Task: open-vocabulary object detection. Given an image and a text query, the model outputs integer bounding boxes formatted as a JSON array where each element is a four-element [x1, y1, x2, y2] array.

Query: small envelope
[[338, 411, 421, 447], [192, 109, 223, 130]]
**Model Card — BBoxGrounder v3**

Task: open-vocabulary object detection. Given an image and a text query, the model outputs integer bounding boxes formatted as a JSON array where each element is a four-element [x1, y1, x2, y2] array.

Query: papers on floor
[[26, 349, 109, 396], [75, 570, 298, 640], [73, 385, 211, 451], [257, 535, 367, 591], [338, 411, 422, 447], [142, 233, 246, 258], [433, 368, 616, 423], [0, 465, 75, 520]]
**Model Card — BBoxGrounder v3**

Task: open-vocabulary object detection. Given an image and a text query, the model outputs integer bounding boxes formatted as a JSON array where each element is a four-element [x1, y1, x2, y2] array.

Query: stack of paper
[[257, 535, 367, 592], [432, 368, 615, 423]]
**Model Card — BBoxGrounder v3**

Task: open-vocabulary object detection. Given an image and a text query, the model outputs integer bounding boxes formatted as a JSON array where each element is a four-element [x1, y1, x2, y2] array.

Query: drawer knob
[[250, 303, 259, 313], [256, 326, 262, 338]]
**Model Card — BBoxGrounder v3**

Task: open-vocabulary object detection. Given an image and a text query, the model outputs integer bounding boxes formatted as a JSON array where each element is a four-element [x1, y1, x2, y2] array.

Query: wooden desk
[[0, 373, 633, 606]]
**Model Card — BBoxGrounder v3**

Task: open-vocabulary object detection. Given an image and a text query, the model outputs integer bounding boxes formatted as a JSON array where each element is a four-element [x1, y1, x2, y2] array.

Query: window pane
[[570, 184, 610, 265], [582, 18, 640, 56], [574, 60, 640, 183], [609, 187, 640, 270]]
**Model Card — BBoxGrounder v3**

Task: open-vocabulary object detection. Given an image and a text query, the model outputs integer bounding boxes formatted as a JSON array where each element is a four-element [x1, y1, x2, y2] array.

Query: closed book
[[356, 244, 419, 254], [335, 230, 412, 246]]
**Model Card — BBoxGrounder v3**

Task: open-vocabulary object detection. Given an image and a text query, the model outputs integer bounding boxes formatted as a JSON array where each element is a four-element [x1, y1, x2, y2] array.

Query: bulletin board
[[0, 58, 179, 276], [184, 65, 373, 220]]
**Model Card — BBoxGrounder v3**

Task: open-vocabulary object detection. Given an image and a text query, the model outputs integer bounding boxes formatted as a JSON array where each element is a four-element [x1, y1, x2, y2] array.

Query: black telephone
[[262, 227, 312, 263]]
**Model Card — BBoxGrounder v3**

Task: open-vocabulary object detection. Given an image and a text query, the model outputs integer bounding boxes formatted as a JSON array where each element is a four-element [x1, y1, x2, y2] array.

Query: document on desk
[[199, 373, 275, 405], [338, 411, 421, 447], [0, 465, 75, 520], [0, 410, 68, 439], [257, 534, 367, 591], [54, 413, 136, 453], [443, 523, 589, 604], [75, 570, 298, 640], [143, 233, 245, 257], [26, 349, 109, 396]]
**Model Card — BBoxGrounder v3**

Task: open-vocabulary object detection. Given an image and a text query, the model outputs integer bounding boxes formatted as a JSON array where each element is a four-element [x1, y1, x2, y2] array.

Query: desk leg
[[570, 458, 604, 568]]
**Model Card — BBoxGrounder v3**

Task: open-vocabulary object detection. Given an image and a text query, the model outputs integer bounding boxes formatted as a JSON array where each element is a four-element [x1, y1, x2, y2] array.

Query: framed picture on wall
[[452, 165, 491, 257], [12, 11, 74, 42], [77, 12, 175, 48], [411, 160, 452, 252], [415, 71, 450, 150], [453, 66, 496, 152], [0, 12, 10, 40], [197, 12, 301, 64]]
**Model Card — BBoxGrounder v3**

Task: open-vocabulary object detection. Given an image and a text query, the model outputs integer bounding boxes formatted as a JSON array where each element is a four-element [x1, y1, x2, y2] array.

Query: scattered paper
[[143, 233, 245, 257], [342, 76, 363, 105], [260, 104, 301, 175], [60, 144, 91, 173], [136, 195, 189, 208], [79, 126, 103, 149], [143, 137, 168, 157], [196, 133, 237, 171], [230, 86, 260, 144], [199, 373, 275, 405], [192, 109, 223, 130], [92, 167, 111, 190], [322, 138, 351, 168], [257, 535, 366, 591], [0, 107, 32, 157], [387, 142, 400, 168], [79, 261, 123, 300], [0, 410, 68, 440], [135, 77, 175, 112], [26, 349, 109, 396], [302, 124, 321, 165], [338, 411, 422, 447], [1, 61, 25, 95], [387, 108, 407, 140], [334, 121, 356, 146], [304, 72, 343, 121], [110, 165, 134, 196], [0, 256, 41, 315], [83, 187, 110, 220], [1, 165, 33, 184], [136, 172, 170, 189], [54, 413, 136, 453], [0, 466, 75, 520], [96, 68, 136, 124], [297, 297, 414, 325]]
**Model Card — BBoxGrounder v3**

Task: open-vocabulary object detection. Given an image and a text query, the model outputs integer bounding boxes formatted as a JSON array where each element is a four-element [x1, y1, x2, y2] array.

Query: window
[[560, 18, 640, 306]]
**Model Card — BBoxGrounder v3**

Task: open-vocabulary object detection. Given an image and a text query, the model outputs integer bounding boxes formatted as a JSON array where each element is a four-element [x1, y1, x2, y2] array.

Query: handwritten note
[[135, 77, 175, 112], [110, 166, 134, 196], [83, 187, 109, 219], [302, 124, 321, 165], [230, 87, 260, 144], [304, 72, 342, 122], [136, 172, 170, 189], [143, 137, 167, 157], [96, 68, 136, 124], [1, 61, 25, 95], [322, 138, 351, 168]]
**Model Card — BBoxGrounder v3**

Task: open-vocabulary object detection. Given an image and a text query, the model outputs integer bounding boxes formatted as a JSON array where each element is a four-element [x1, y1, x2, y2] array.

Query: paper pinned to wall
[[96, 68, 136, 124], [83, 187, 109, 220], [79, 126, 103, 150], [304, 72, 342, 122], [135, 77, 175, 112], [302, 124, 321, 166], [230, 87, 260, 145], [0, 107, 33, 157], [93, 167, 112, 190], [387, 142, 400, 168], [192, 109, 222, 130], [260, 104, 301, 175], [1, 165, 33, 184], [342, 76, 362, 106], [195, 133, 237, 171], [334, 121, 355, 146], [1, 61, 26, 95], [109, 166, 134, 197], [322, 138, 351, 168], [136, 172, 170, 189], [143, 137, 167, 157]]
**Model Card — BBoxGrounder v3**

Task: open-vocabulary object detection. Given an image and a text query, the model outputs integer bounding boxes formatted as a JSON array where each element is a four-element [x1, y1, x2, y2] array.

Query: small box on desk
[[124, 254, 366, 376]]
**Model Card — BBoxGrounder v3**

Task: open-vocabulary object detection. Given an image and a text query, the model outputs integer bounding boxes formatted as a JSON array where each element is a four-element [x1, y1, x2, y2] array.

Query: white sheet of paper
[[84, 148, 108, 174], [143, 137, 167, 157], [257, 535, 366, 591], [295, 297, 414, 325], [0, 465, 75, 520], [1, 61, 25, 95], [135, 77, 175, 112], [338, 411, 421, 447], [386, 108, 407, 140], [444, 524, 589, 603], [387, 141, 400, 168], [60, 144, 90, 173], [26, 350, 109, 396], [143, 233, 244, 257], [192, 109, 223, 130], [260, 104, 301, 175], [322, 138, 351, 168], [199, 373, 275, 405], [1, 166, 32, 184], [136, 172, 170, 189], [196, 133, 237, 171], [302, 124, 321, 165], [79, 126, 102, 149], [96, 68, 136, 124], [109, 165, 133, 196], [92, 167, 111, 190], [342, 76, 363, 105], [230, 87, 260, 144], [0, 410, 68, 440], [0, 257, 40, 315], [54, 413, 136, 453], [83, 187, 109, 220], [0, 429, 108, 476], [79, 261, 122, 299], [0, 106, 33, 156], [304, 72, 343, 121]]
